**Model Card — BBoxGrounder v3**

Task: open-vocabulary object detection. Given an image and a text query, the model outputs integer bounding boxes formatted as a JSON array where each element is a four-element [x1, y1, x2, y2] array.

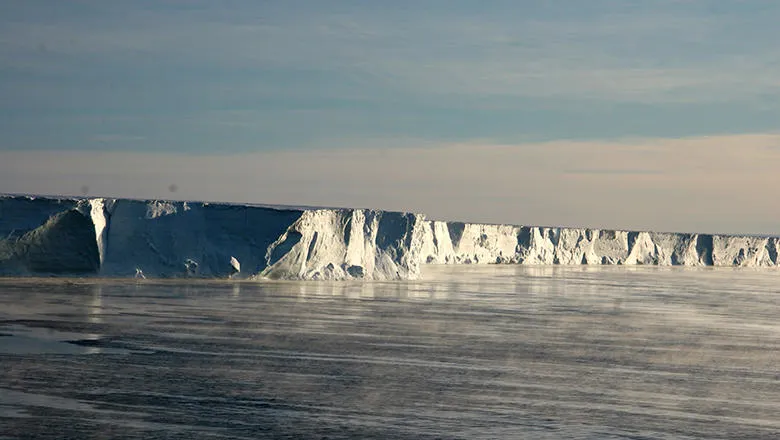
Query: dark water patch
[[65, 337, 121, 349], [0, 324, 131, 355], [1, 319, 108, 335]]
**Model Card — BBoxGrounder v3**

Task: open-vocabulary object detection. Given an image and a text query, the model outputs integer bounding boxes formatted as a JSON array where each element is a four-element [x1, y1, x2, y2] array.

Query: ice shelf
[[1, 195, 777, 279]]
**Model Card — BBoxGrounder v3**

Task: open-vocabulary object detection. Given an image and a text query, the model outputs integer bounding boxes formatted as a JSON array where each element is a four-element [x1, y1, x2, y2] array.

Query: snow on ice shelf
[[1, 195, 778, 280]]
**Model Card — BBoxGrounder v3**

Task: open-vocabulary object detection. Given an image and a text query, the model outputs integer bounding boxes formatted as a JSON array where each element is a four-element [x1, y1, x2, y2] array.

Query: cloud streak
[[3, 1, 779, 103]]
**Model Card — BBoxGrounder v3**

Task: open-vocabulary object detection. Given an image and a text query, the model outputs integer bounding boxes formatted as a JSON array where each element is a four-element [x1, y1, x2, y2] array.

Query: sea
[[1, 266, 778, 439]]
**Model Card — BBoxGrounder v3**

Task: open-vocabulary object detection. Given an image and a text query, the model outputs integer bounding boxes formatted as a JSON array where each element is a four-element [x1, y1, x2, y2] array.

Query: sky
[[1, 0, 780, 234]]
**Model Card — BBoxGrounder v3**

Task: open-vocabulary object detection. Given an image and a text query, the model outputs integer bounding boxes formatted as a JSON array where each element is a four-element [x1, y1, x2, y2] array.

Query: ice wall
[[1, 195, 778, 279], [261, 209, 425, 280], [418, 223, 780, 268], [0, 196, 425, 280]]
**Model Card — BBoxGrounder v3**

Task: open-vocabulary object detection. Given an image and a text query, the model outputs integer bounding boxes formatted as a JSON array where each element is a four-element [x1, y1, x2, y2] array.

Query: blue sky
[[2, 1, 780, 233]]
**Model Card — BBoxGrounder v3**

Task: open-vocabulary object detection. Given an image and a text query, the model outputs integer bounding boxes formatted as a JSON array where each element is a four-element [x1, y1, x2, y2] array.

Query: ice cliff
[[1, 195, 778, 280], [0, 195, 423, 280]]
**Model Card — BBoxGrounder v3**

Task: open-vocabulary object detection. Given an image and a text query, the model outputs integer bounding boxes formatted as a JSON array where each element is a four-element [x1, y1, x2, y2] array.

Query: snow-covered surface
[[1, 195, 778, 279]]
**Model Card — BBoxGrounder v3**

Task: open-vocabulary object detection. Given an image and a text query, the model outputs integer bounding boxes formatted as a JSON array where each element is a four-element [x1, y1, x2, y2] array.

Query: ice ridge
[[1, 195, 778, 280]]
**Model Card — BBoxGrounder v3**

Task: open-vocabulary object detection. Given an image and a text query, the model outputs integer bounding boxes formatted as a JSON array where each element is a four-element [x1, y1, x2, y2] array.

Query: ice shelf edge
[[1, 195, 777, 280]]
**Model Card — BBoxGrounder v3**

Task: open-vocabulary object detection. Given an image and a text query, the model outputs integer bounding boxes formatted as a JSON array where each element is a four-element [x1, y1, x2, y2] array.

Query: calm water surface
[[0, 266, 778, 439]]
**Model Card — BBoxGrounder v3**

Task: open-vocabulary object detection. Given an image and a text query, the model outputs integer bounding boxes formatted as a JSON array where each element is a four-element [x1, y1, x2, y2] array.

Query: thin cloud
[[90, 134, 147, 143], [563, 168, 662, 176], [2, 2, 779, 103]]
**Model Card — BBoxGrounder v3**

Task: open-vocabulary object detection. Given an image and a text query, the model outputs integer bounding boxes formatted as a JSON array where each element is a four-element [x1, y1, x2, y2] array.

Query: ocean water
[[0, 266, 778, 439]]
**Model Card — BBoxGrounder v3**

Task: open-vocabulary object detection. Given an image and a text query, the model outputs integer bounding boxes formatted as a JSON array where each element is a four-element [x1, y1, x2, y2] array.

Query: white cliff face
[[261, 209, 426, 280], [712, 235, 778, 267], [0, 195, 779, 279], [418, 223, 780, 269]]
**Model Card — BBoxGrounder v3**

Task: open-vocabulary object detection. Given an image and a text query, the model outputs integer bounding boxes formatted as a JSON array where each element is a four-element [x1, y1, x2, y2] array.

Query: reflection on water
[[85, 285, 103, 354], [0, 266, 779, 439], [87, 284, 103, 324]]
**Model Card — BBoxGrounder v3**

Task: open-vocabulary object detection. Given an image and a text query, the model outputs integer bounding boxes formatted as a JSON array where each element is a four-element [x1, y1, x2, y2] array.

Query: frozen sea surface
[[0, 266, 778, 439]]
